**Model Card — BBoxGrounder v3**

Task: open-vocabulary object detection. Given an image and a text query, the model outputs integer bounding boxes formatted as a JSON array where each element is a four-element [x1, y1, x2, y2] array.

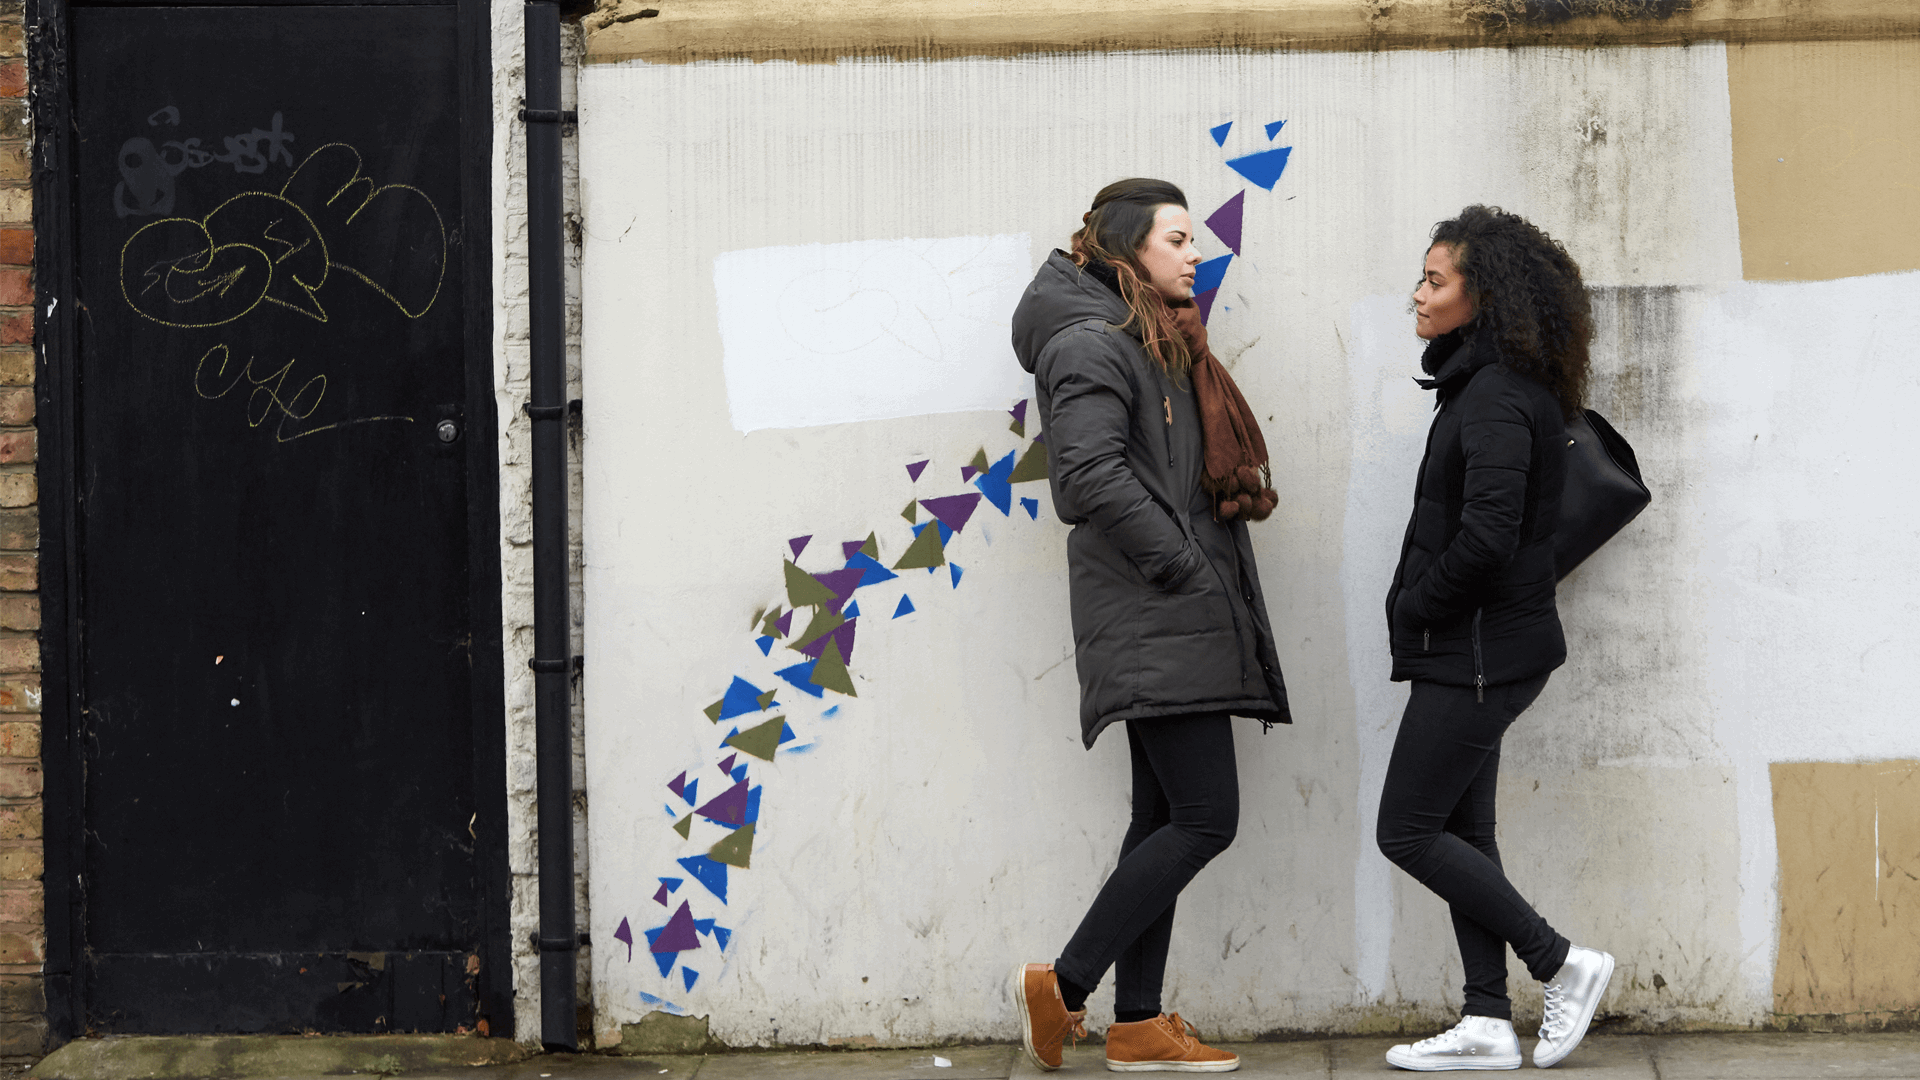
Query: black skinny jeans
[[1055, 713, 1238, 1017], [1375, 676, 1570, 1021]]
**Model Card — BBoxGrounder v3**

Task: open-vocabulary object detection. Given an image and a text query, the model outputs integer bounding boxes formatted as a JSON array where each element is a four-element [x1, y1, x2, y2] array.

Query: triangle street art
[[1009, 442, 1049, 484], [696, 779, 750, 826], [1205, 190, 1245, 256], [893, 594, 915, 618], [674, 814, 692, 839], [808, 637, 857, 697], [613, 916, 633, 962], [905, 459, 928, 481], [677, 854, 729, 903], [788, 608, 846, 652], [1265, 119, 1285, 139], [708, 822, 755, 869], [892, 522, 946, 570], [775, 658, 825, 697], [725, 716, 787, 762], [901, 498, 917, 523], [920, 493, 982, 533], [1195, 289, 1220, 324], [1209, 120, 1232, 146], [649, 901, 701, 954], [783, 559, 840, 608], [1225, 145, 1290, 191], [1194, 254, 1233, 295], [787, 535, 811, 559]]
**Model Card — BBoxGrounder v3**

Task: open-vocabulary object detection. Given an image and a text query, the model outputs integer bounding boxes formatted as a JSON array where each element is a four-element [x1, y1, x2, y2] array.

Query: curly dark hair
[[1429, 205, 1591, 419]]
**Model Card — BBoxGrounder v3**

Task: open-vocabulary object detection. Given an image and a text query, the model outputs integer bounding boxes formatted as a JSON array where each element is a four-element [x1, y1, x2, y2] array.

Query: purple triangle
[[696, 779, 749, 826], [614, 917, 633, 945], [1009, 400, 1028, 425], [1194, 288, 1220, 324], [1204, 191, 1244, 256], [797, 618, 857, 664], [653, 884, 670, 907], [717, 754, 736, 774], [667, 771, 686, 798], [774, 610, 793, 636], [841, 539, 866, 560], [920, 493, 983, 534], [650, 901, 701, 954], [787, 535, 811, 559], [960, 466, 978, 482], [906, 459, 929, 481], [813, 568, 866, 612]]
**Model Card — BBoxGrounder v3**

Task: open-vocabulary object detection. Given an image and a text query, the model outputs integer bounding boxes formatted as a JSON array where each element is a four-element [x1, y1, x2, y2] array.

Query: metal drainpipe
[[522, 0, 578, 1052]]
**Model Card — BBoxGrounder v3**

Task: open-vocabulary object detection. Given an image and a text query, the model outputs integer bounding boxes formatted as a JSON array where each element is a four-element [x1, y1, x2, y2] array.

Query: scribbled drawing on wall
[[712, 234, 1033, 432]]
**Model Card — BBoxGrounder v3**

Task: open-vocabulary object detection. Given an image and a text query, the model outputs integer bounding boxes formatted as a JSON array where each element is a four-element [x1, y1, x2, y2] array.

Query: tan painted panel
[[1772, 760, 1920, 1015], [585, 0, 1920, 64], [1729, 40, 1920, 282]]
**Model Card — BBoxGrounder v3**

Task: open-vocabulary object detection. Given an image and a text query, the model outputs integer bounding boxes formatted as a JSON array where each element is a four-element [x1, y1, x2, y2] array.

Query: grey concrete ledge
[[28, 1035, 531, 1080]]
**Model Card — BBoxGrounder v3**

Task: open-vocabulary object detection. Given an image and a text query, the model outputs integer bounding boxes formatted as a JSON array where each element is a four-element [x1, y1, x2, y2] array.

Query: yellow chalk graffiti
[[195, 343, 414, 443]]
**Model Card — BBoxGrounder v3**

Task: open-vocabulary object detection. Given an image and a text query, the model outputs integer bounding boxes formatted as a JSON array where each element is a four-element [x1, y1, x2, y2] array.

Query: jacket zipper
[[1423, 629, 1429, 651], [1471, 608, 1486, 703], [1162, 395, 1174, 466]]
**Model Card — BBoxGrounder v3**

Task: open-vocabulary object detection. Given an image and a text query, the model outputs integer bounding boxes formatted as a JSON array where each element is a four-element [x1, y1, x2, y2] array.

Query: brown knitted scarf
[[1169, 302, 1277, 522]]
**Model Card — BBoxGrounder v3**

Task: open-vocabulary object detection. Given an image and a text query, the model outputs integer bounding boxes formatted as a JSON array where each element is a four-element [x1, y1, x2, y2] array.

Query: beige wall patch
[[1729, 40, 1920, 282], [1771, 759, 1920, 1016]]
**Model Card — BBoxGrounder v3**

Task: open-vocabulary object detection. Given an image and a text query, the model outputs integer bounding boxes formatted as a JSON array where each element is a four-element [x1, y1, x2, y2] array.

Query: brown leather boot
[[1011, 963, 1088, 1071], [1104, 1012, 1239, 1073]]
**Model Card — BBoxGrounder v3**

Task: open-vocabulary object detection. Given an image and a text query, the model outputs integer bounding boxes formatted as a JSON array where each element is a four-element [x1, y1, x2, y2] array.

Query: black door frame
[[27, 0, 512, 1041]]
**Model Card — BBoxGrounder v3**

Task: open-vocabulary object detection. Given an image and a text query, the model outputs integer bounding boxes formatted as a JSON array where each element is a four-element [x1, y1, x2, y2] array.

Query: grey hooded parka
[[1012, 251, 1291, 748]]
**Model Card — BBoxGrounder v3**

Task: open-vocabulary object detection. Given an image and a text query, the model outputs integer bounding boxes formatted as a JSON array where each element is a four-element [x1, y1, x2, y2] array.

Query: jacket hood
[[1415, 327, 1494, 391], [1011, 250, 1130, 374]]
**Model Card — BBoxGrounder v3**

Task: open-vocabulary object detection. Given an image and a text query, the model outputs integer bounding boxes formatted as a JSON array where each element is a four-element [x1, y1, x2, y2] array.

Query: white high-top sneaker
[[1533, 946, 1616, 1068], [1385, 1015, 1522, 1071]]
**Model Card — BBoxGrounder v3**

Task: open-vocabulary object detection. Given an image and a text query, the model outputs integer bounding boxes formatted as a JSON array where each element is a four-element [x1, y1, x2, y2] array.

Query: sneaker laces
[[1062, 1009, 1088, 1045], [1410, 1020, 1468, 1052], [1159, 1013, 1198, 1051], [1541, 981, 1569, 1037]]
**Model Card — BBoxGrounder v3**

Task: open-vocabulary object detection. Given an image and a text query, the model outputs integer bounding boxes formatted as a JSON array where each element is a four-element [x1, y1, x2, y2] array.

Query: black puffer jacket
[[1386, 329, 1567, 690], [1013, 251, 1290, 748]]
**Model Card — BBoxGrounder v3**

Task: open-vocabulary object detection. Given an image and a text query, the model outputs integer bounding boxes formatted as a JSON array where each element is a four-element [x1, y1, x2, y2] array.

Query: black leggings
[[1376, 676, 1570, 1021], [1055, 713, 1238, 1017]]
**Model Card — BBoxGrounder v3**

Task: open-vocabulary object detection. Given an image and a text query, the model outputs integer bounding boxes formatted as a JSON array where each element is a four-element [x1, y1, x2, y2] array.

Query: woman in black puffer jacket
[[1376, 207, 1615, 1073]]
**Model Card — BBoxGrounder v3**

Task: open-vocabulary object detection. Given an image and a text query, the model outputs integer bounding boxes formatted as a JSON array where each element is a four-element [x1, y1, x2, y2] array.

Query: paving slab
[[417, 1052, 701, 1080], [1009, 1040, 1330, 1078], [29, 1035, 530, 1080], [1650, 1033, 1920, 1080], [691, 1046, 1016, 1080], [1327, 1033, 1656, 1075]]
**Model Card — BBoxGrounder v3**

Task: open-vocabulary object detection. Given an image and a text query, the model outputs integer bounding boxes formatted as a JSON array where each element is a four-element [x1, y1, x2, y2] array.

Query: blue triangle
[[730, 763, 747, 783], [755, 635, 774, 656], [894, 595, 915, 618], [682, 967, 700, 992], [775, 659, 826, 697], [744, 784, 762, 824], [843, 600, 860, 618], [912, 520, 955, 545], [778, 722, 795, 745], [974, 450, 1015, 515], [1021, 497, 1039, 520], [713, 926, 732, 951], [844, 552, 898, 588], [693, 918, 715, 935], [1209, 121, 1232, 146], [682, 778, 698, 807], [660, 877, 683, 892], [1193, 254, 1233, 295], [677, 854, 729, 903], [1264, 119, 1285, 140], [950, 563, 964, 588], [1225, 146, 1290, 190], [718, 676, 766, 720], [641, 928, 678, 977]]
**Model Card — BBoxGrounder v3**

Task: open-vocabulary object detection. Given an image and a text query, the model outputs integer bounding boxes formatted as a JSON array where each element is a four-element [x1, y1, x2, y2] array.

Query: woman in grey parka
[[1007, 178, 1290, 1075]]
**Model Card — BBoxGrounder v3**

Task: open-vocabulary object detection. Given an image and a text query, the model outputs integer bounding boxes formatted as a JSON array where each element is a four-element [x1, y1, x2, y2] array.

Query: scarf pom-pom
[[1234, 493, 1255, 519], [1235, 465, 1261, 492], [1251, 489, 1278, 520], [1218, 498, 1241, 520]]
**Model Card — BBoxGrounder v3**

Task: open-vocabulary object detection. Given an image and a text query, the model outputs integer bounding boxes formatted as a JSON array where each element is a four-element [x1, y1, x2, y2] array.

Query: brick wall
[[0, 0, 43, 1060]]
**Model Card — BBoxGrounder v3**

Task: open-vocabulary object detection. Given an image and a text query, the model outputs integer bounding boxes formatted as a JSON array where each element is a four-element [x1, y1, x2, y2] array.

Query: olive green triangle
[[708, 822, 755, 869], [892, 523, 945, 570], [673, 814, 693, 840], [787, 608, 846, 651], [859, 532, 879, 560], [755, 689, 778, 711], [784, 560, 839, 608], [726, 715, 785, 762], [702, 699, 724, 723], [809, 638, 858, 697], [1009, 441, 1050, 484], [759, 609, 784, 639], [968, 447, 989, 473], [901, 499, 917, 524], [1009, 418, 1026, 438]]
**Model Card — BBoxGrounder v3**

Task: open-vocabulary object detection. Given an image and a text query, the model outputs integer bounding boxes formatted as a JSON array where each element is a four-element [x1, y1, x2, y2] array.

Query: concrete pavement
[[30, 1033, 1920, 1080]]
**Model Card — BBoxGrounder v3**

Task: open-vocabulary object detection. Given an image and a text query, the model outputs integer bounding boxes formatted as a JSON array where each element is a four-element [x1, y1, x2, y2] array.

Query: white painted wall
[[574, 41, 1917, 1045]]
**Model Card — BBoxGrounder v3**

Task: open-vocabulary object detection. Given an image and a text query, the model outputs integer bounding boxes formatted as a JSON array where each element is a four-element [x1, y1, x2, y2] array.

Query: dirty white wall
[[574, 41, 1920, 1045], [490, 0, 590, 1043]]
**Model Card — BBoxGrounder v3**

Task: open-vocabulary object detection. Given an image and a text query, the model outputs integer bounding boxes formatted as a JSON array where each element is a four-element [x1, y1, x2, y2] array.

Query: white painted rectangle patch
[[712, 234, 1033, 432]]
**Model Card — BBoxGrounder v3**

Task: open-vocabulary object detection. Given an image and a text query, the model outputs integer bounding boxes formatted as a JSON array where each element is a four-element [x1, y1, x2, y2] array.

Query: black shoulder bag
[[1555, 409, 1650, 581]]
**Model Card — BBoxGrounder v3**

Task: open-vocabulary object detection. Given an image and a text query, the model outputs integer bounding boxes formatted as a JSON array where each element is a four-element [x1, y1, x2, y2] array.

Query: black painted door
[[63, 4, 495, 1033]]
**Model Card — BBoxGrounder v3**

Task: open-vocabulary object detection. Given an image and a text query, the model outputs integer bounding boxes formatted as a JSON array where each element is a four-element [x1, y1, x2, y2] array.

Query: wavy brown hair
[[1430, 205, 1592, 419], [1068, 178, 1192, 378]]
